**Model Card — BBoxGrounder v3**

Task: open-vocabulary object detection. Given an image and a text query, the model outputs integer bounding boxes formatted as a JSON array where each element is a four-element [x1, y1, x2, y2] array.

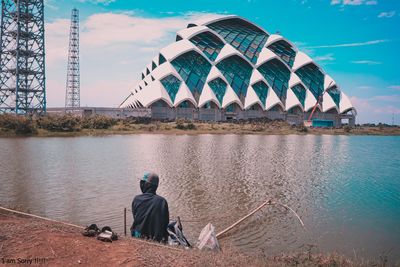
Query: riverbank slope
[[0, 210, 358, 267], [0, 114, 399, 137]]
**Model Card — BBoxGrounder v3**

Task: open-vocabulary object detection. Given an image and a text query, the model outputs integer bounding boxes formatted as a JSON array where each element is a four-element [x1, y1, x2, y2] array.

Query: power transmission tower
[[65, 8, 80, 110], [0, 0, 46, 114]]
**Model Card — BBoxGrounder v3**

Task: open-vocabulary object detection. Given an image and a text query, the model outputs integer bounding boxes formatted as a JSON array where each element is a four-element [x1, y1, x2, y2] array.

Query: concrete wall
[[46, 107, 151, 118], [46, 107, 355, 127], [198, 109, 222, 121]]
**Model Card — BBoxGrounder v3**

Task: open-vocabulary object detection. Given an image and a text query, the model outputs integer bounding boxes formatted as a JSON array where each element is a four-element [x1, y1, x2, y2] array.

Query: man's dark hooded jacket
[[131, 179, 169, 242]]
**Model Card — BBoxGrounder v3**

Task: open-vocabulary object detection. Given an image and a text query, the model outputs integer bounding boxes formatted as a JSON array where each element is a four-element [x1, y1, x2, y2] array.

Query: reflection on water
[[0, 135, 399, 260]]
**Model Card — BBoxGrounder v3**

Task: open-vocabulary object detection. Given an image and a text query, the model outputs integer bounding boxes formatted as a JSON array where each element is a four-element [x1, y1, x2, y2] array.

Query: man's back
[[132, 192, 169, 242]]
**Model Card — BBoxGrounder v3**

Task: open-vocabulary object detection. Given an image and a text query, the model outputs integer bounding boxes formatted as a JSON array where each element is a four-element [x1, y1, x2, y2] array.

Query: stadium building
[[120, 15, 356, 126]]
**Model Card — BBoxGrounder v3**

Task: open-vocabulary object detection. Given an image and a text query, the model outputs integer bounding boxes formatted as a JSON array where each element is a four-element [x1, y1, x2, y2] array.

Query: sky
[[43, 0, 400, 124]]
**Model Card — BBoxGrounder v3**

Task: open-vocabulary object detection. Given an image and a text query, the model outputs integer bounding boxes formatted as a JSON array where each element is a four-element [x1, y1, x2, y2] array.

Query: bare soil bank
[[0, 210, 366, 267]]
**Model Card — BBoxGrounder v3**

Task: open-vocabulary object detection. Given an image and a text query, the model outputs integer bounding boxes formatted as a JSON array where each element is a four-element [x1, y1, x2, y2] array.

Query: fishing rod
[[216, 199, 305, 239]]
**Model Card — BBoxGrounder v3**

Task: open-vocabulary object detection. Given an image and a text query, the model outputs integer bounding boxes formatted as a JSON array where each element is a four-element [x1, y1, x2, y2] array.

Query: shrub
[[0, 114, 36, 134], [127, 117, 152, 124], [298, 126, 308, 133], [343, 125, 352, 133], [0, 114, 18, 129], [175, 120, 185, 130], [82, 115, 117, 129], [37, 115, 81, 132], [186, 122, 196, 130], [14, 117, 36, 134], [252, 125, 264, 132], [175, 120, 196, 130]]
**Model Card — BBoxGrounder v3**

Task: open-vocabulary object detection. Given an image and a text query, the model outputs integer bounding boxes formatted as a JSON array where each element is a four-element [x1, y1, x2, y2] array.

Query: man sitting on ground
[[131, 172, 169, 243]]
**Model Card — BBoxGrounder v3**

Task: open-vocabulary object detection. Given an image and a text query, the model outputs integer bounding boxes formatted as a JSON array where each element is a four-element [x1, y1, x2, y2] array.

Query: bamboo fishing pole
[[216, 200, 272, 238], [216, 200, 305, 239], [274, 202, 305, 228]]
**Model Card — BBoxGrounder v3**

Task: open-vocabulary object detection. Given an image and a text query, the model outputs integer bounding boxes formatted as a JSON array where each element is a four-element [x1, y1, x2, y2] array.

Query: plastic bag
[[197, 223, 220, 250]]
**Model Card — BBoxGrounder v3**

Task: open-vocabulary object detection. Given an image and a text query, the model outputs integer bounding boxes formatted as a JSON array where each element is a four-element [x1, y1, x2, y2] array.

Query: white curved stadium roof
[[120, 15, 355, 114]]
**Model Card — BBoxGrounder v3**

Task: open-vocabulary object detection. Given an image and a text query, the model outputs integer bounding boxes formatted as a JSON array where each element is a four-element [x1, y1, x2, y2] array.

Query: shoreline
[[1, 121, 399, 137], [0, 208, 367, 266]]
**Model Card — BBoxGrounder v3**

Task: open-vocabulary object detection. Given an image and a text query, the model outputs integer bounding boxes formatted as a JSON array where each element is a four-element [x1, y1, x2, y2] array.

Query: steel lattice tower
[[0, 0, 46, 114], [65, 8, 80, 109]]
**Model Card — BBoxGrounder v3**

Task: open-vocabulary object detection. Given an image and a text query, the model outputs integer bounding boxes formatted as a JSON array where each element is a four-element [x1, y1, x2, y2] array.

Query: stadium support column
[[65, 8, 80, 110], [0, 0, 46, 114]]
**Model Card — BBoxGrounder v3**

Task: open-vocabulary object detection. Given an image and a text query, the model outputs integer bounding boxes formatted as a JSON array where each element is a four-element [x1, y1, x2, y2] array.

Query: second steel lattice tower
[[65, 8, 80, 109]]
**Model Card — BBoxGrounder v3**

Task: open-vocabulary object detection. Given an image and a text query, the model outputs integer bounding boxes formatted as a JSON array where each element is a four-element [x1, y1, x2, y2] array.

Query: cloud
[[343, 0, 363, 5], [44, 0, 58, 10], [292, 41, 315, 56], [45, 12, 216, 107], [388, 85, 400, 90], [78, 0, 116, 5], [314, 53, 335, 62], [331, 0, 374, 5], [46, 12, 214, 65], [350, 95, 400, 123], [306, 39, 388, 49], [81, 13, 202, 47], [357, 85, 372, 89], [45, 19, 70, 66], [351, 60, 382, 65], [374, 106, 400, 114], [349, 96, 373, 121], [372, 95, 400, 102], [378, 11, 396, 18], [350, 96, 372, 109]]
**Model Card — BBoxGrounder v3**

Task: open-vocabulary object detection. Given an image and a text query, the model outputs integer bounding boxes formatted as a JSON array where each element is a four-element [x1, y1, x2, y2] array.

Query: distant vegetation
[[0, 114, 117, 135], [0, 114, 399, 136], [175, 119, 196, 130], [0, 114, 37, 135]]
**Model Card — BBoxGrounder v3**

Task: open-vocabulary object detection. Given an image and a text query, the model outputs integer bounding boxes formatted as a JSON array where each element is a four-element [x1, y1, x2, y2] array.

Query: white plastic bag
[[197, 223, 220, 250]]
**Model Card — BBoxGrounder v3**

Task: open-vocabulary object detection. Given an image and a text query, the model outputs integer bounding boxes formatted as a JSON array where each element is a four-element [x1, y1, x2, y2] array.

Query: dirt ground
[[0, 211, 370, 267], [0, 212, 189, 267]]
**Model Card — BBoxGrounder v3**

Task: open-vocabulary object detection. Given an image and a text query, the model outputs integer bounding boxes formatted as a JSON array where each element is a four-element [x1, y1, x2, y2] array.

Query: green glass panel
[[189, 31, 224, 62], [152, 61, 157, 70], [291, 84, 306, 107], [178, 101, 190, 108], [160, 74, 181, 103], [252, 81, 269, 105], [208, 18, 268, 63], [159, 54, 166, 65], [216, 55, 253, 102], [208, 78, 227, 105], [226, 103, 235, 112], [327, 86, 341, 107], [267, 40, 296, 68], [171, 51, 212, 101], [257, 58, 290, 103], [295, 63, 324, 100]]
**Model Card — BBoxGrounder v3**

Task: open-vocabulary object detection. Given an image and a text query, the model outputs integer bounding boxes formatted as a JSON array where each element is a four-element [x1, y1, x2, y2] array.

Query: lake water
[[0, 134, 399, 261]]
